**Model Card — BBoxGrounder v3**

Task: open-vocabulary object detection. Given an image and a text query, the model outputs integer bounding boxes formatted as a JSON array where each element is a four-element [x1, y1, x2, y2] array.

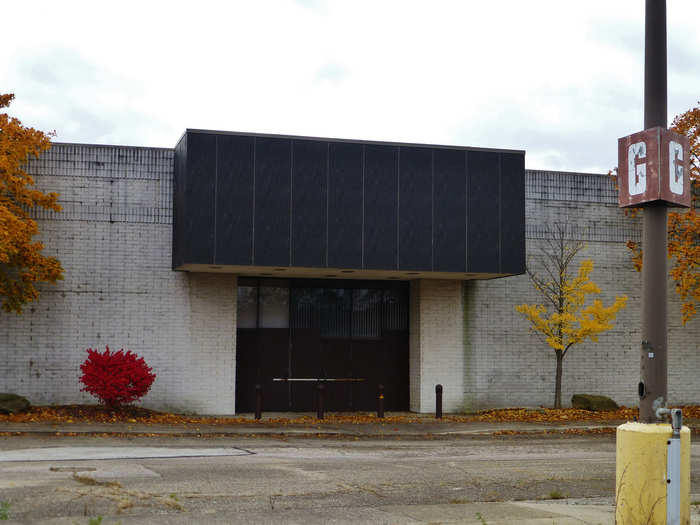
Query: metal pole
[[254, 384, 263, 420], [435, 384, 443, 419], [316, 381, 325, 420], [644, 0, 667, 131], [639, 0, 668, 423], [661, 408, 683, 525]]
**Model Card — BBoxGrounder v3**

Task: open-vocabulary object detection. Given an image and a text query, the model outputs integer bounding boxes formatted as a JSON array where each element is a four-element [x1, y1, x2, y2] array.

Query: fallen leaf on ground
[[1, 404, 696, 427]]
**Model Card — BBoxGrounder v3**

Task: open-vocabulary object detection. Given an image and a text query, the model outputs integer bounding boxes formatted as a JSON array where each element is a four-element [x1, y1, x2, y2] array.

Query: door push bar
[[272, 378, 366, 382]]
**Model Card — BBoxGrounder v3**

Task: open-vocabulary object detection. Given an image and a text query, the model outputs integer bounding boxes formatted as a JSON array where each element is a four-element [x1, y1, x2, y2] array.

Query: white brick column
[[184, 273, 237, 414], [409, 279, 465, 413]]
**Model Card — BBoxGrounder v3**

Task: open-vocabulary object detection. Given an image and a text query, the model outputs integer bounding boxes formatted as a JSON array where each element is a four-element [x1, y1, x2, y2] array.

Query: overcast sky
[[2, 0, 698, 173]]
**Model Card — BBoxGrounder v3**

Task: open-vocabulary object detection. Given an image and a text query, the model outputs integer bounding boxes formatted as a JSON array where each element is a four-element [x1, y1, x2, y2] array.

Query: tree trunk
[[554, 350, 564, 409]]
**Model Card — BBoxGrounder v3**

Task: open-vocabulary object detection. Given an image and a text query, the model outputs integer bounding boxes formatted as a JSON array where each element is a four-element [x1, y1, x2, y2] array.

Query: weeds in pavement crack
[[0, 501, 9, 520], [73, 473, 122, 488], [60, 477, 185, 514]]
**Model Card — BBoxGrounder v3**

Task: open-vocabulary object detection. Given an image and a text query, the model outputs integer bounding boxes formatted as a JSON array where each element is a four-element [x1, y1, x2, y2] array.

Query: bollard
[[377, 384, 385, 419], [435, 384, 443, 419], [316, 382, 325, 420], [616, 421, 690, 524], [254, 384, 263, 420]]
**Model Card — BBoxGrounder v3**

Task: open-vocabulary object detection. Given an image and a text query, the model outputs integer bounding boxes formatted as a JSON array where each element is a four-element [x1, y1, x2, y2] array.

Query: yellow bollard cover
[[616, 422, 690, 525]]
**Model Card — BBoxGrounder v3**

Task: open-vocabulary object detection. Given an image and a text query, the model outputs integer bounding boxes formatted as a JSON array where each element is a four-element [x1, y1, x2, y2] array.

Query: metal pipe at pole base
[[615, 422, 690, 524], [665, 408, 684, 525]]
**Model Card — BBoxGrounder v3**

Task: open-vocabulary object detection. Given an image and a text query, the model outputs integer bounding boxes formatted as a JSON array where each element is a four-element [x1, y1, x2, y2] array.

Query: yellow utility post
[[616, 422, 690, 524]]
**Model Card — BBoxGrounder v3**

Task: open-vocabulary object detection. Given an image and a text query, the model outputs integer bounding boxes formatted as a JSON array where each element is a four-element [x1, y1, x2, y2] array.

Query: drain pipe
[[657, 407, 682, 525]]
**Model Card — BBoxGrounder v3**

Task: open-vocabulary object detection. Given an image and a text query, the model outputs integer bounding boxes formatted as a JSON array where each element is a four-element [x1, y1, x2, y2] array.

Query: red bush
[[79, 347, 156, 408]]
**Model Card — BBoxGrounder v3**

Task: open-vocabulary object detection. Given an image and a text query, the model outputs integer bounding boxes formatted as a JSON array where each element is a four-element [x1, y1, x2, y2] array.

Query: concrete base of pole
[[616, 422, 690, 524]]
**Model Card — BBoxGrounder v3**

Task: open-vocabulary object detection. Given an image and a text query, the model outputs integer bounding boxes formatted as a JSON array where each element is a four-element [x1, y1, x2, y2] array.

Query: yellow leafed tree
[[0, 93, 63, 313], [515, 227, 627, 408]]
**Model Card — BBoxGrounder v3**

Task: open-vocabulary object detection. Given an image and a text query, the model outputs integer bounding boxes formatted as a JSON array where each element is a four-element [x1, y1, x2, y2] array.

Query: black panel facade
[[172, 133, 187, 269], [185, 132, 216, 264], [254, 137, 291, 267], [500, 153, 526, 274], [364, 145, 398, 270], [215, 134, 254, 265], [468, 151, 500, 273], [173, 130, 525, 277], [434, 148, 467, 272], [399, 147, 433, 271], [328, 142, 363, 269], [291, 140, 327, 268]]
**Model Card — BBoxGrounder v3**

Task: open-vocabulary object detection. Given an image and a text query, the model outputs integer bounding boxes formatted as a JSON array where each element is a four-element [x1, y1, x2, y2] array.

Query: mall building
[[1, 130, 697, 414]]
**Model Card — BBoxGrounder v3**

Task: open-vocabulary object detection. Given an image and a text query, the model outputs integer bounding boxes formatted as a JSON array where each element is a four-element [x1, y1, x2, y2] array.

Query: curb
[[0, 424, 623, 439]]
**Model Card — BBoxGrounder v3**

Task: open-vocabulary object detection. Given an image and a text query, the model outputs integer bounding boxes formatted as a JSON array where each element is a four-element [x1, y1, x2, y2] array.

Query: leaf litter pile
[[0, 403, 685, 424], [2, 404, 700, 437]]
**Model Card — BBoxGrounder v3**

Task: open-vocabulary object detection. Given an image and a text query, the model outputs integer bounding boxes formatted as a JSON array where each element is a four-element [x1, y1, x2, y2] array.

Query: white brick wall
[[412, 171, 698, 412], [0, 144, 239, 415], [410, 280, 465, 413], [464, 172, 700, 409], [3, 146, 697, 414]]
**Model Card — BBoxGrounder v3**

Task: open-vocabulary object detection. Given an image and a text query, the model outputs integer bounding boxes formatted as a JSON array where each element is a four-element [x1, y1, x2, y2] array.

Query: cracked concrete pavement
[[0, 427, 699, 523]]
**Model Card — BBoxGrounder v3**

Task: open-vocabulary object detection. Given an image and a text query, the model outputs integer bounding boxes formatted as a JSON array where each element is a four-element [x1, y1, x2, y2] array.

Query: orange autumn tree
[[516, 227, 627, 408], [625, 102, 700, 324], [0, 93, 63, 313], [668, 103, 699, 323]]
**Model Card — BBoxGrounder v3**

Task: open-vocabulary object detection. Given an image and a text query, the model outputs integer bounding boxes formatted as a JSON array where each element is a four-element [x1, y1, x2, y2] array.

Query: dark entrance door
[[235, 279, 408, 412]]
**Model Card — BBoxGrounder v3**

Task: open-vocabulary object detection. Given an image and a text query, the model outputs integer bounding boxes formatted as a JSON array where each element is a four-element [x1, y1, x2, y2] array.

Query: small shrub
[[0, 500, 9, 520], [79, 347, 156, 408]]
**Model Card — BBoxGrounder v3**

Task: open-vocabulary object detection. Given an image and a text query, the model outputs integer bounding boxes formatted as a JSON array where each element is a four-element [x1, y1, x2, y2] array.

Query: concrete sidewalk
[[0, 411, 628, 438], [5, 500, 700, 524], [377, 499, 617, 524], [0, 500, 623, 524], [370, 499, 700, 525]]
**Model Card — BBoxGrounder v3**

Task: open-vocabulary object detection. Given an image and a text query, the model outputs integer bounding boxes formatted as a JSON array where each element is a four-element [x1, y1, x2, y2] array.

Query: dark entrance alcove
[[235, 278, 409, 412]]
